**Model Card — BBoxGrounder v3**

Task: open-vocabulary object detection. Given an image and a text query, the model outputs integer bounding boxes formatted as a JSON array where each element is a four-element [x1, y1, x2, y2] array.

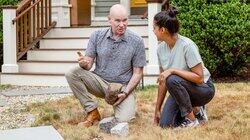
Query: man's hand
[[154, 110, 161, 125], [113, 93, 127, 106], [77, 52, 91, 69]]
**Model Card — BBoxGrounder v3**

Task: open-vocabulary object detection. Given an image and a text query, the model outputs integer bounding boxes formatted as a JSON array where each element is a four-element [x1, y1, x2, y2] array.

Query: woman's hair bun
[[168, 7, 179, 18]]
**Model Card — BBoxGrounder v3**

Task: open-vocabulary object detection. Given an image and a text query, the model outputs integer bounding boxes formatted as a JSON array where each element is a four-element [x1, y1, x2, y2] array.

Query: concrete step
[[27, 49, 84, 61], [0, 73, 157, 86], [44, 25, 148, 38], [18, 60, 78, 74], [0, 73, 68, 86], [40, 36, 148, 49], [91, 18, 147, 26], [27, 49, 149, 61], [17, 60, 154, 74], [40, 37, 89, 49]]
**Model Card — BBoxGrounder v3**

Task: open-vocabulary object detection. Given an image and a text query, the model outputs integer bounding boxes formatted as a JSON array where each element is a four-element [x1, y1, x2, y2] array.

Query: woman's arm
[[158, 63, 204, 85], [154, 67, 168, 124], [171, 63, 204, 84]]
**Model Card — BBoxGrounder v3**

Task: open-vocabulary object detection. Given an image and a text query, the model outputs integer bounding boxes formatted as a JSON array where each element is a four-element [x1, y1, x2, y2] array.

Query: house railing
[[12, 0, 56, 60]]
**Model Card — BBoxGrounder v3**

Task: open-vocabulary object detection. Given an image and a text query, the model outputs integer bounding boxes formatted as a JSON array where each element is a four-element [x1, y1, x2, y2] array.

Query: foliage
[[171, 0, 249, 77], [0, 84, 11, 89]]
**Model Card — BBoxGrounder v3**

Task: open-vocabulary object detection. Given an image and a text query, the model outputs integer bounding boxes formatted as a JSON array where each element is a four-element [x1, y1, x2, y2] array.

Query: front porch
[[1, 0, 163, 86]]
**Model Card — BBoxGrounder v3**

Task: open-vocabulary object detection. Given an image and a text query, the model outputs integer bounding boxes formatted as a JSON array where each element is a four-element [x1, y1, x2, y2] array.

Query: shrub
[[172, 0, 249, 77]]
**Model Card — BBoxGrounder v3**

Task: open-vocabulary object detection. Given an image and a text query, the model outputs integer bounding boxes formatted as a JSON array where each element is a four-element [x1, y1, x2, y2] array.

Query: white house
[[1, 0, 163, 86]]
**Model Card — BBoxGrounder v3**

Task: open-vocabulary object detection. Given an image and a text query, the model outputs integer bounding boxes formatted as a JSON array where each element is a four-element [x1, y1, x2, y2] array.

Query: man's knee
[[116, 113, 135, 122], [114, 94, 136, 122], [65, 66, 84, 80]]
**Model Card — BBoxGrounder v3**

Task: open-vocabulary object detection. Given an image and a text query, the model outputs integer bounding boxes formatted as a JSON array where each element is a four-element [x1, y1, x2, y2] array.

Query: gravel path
[[0, 86, 71, 130]]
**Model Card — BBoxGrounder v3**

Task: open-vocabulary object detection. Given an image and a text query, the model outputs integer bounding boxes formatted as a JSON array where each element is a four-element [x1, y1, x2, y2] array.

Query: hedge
[[171, 0, 249, 77]]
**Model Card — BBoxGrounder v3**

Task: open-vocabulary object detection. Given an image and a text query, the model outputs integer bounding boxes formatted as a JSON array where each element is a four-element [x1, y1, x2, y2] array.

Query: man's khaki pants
[[65, 66, 136, 122]]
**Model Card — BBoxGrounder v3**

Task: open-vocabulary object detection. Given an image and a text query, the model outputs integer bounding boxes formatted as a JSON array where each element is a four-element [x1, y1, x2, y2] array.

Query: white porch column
[[91, 0, 96, 21], [1, 7, 19, 73], [146, 2, 161, 75], [120, 0, 130, 15], [51, 0, 70, 27]]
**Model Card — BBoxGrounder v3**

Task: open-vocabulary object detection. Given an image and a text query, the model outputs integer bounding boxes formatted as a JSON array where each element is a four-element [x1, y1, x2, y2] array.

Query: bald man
[[65, 4, 146, 127]]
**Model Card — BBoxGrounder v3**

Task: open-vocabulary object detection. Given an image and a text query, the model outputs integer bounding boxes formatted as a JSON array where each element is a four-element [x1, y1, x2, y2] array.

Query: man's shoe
[[195, 106, 208, 124], [78, 108, 101, 127], [176, 118, 199, 129]]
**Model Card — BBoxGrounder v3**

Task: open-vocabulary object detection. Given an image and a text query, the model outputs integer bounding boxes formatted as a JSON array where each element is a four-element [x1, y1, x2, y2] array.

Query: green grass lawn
[[7, 83, 250, 139], [0, 84, 11, 90]]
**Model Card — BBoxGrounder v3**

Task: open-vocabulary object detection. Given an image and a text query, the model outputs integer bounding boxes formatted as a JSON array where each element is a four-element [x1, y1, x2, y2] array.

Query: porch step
[[44, 25, 148, 38], [17, 60, 153, 74], [0, 73, 158, 86], [27, 49, 149, 61], [27, 49, 84, 61], [40, 36, 148, 49], [18, 60, 78, 74], [40, 37, 89, 49], [91, 18, 147, 26], [0, 73, 68, 86]]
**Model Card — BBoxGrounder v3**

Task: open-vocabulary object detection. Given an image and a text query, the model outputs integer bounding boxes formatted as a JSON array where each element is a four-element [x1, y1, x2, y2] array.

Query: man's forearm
[[124, 72, 142, 94], [123, 67, 143, 95]]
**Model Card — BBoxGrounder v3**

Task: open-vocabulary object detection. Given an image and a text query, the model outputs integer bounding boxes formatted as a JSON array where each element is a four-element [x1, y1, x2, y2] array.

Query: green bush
[[0, 0, 20, 71], [171, 0, 249, 77]]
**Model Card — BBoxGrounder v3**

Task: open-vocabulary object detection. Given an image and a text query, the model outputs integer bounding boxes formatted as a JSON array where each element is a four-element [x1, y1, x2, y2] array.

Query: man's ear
[[108, 16, 112, 24]]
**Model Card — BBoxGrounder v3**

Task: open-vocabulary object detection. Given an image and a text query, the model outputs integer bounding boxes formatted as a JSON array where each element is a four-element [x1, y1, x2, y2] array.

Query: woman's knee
[[165, 75, 182, 88]]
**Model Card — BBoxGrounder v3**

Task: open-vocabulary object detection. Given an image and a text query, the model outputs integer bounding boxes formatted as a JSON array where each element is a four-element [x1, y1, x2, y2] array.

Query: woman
[[153, 9, 215, 128]]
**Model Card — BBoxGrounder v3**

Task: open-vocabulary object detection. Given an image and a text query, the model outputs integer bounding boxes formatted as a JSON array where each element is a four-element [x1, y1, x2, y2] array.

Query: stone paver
[[0, 126, 64, 140], [99, 117, 117, 134], [1, 87, 72, 97], [110, 122, 129, 137], [0, 99, 7, 107]]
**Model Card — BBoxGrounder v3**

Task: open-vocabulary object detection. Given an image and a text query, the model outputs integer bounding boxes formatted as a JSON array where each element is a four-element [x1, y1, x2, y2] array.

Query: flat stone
[[110, 122, 129, 137], [26, 114, 36, 124], [99, 117, 117, 134], [0, 99, 7, 107], [1, 87, 72, 97], [0, 126, 64, 140]]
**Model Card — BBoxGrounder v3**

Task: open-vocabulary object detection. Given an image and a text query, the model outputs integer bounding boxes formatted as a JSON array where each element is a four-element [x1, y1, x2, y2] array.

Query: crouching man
[[65, 4, 146, 127]]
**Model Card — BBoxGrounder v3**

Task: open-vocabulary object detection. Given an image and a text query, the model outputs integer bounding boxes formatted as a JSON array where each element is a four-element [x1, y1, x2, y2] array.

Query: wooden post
[[1, 6, 19, 73]]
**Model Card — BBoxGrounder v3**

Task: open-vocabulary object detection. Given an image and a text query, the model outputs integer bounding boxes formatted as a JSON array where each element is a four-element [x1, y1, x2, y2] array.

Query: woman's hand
[[154, 110, 161, 125], [157, 68, 174, 85]]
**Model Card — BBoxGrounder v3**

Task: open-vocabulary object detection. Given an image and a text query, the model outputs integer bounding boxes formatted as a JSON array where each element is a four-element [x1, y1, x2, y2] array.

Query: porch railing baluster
[[12, 0, 56, 60]]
